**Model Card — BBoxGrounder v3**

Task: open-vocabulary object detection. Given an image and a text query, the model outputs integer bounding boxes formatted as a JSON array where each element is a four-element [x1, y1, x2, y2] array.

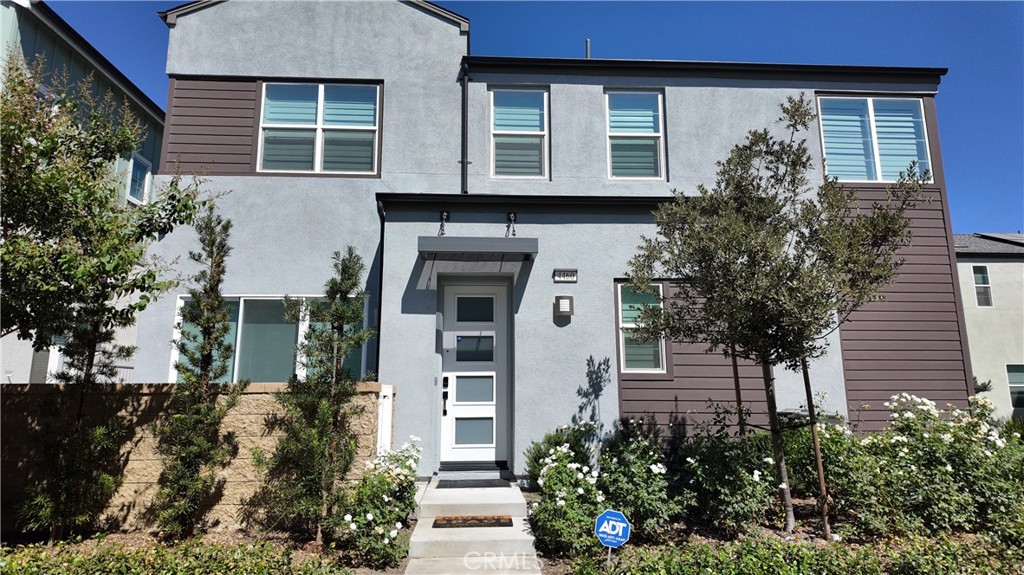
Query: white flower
[[396, 522, 403, 530], [365, 460, 376, 470], [349, 523, 357, 531], [557, 499, 565, 507], [779, 482, 788, 490], [591, 469, 599, 478], [383, 538, 390, 545], [753, 470, 761, 482], [945, 464, 953, 472], [582, 466, 590, 473], [595, 493, 605, 503], [389, 529, 398, 538], [366, 512, 374, 521], [763, 457, 774, 465], [577, 487, 584, 495], [686, 457, 696, 465], [410, 435, 421, 442], [649, 463, 667, 475], [382, 495, 390, 502], [343, 514, 352, 522]]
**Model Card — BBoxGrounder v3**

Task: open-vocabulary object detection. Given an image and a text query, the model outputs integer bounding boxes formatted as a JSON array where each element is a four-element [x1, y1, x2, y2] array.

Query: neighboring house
[[0, 0, 164, 383], [954, 233, 1024, 420], [131, 0, 973, 477]]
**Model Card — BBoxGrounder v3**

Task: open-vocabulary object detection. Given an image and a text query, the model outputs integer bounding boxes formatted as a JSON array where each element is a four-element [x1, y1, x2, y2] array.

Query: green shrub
[[341, 437, 420, 568], [885, 536, 1022, 575], [597, 418, 684, 542], [524, 421, 597, 485], [674, 431, 775, 537], [572, 538, 882, 575], [529, 441, 603, 557], [0, 540, 349, 574]]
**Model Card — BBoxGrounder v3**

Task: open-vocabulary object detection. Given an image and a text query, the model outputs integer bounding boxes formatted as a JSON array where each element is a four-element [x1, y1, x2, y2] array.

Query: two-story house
[[954, 233, 1024, 420], [0, 0, 164, 384], [133, 0, 974, 477]]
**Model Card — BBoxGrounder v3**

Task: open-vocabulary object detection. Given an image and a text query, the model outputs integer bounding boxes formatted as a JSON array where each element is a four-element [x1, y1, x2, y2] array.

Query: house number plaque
[[553, 269, 578, 283]]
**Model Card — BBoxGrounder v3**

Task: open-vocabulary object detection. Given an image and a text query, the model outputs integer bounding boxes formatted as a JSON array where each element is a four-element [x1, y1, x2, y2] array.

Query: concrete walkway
[[405, 476, 541, 574]]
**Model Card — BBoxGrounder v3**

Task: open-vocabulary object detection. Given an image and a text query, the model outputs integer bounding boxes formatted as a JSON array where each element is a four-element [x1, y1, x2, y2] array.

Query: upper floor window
[[259, 83, 380, 174], [126, 153, 152, 204], [618, 284, 665, 372], [491, 89, 548, 178], [973, 265, 993, 307], [607, 91, 664, 179], [818, 96, 931, 182]]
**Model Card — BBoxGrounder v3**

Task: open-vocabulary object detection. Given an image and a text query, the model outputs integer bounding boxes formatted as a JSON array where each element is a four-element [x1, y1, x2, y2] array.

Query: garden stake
[[731, 343, 746, 436], [801, 357, 832, 540]]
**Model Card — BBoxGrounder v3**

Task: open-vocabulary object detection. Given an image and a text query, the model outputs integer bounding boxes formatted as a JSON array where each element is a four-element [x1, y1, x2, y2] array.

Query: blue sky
[[48, 0, 1023, 233]]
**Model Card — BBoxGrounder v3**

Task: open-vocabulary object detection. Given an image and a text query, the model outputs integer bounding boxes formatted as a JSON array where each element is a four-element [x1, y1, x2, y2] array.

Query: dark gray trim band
[[418, 236, 538, 261]]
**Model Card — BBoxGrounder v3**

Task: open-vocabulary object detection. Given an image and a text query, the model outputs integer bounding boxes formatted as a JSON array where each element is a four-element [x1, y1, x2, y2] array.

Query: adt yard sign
[[595, 509, 631, 548]]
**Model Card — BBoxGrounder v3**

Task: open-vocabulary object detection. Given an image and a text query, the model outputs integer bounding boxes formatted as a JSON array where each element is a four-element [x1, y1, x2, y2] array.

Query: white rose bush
[[342, 436, 421, 568]]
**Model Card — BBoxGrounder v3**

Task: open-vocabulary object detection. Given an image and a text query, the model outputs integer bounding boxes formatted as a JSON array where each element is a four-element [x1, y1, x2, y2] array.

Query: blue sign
[[594, 509, 631, 548]]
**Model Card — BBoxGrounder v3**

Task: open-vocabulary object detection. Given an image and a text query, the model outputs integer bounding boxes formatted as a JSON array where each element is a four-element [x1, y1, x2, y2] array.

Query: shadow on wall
[[0, 384, 170, 542], [572, 356, 610, 438]]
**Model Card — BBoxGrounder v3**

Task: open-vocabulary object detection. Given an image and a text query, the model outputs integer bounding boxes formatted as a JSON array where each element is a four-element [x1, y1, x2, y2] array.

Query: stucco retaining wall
[[0, 382, 388, 535]]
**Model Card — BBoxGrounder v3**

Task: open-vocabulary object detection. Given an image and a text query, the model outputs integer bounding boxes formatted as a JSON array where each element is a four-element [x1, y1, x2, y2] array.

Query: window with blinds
[[618, 284, 665, 372], [607, 91, 663, 179], [173, 297, 364, 384], [819, 96, 931, 183], [973, 265, 993, 307], [492, 89, 548, 177], [259, 83, 380, 174]]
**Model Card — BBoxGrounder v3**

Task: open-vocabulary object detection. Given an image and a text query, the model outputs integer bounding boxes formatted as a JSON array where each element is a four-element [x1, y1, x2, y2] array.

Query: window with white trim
[[818, 96, 931, 182], [259, 83, 380, 174], [1008, 365, 1024, 419], [973, 265, 993, 307], [126, 153, 151, 204], [171, 296, 364, 383], [618, 284, 665, 372], [607, 91, 664, 179], [491, 88, 548, 177]]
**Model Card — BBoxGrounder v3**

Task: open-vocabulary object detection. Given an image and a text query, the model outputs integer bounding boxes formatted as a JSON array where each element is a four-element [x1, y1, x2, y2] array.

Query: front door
[[440, 283, 509, 466]]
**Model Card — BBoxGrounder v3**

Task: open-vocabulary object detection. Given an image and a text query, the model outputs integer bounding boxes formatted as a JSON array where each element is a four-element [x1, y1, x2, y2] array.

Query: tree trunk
[[801, 358, 831, 539], [761, 362, 795, 532], [731, 344, 746, 436]]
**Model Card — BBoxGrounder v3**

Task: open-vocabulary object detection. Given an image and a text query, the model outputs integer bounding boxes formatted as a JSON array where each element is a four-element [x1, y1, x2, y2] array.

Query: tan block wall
[[0, 382, 387, 534]]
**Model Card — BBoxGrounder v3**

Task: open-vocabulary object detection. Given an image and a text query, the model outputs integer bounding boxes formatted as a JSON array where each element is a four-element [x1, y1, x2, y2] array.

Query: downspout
[[460, 60, 469, 194], [375, 200, 386, 374]]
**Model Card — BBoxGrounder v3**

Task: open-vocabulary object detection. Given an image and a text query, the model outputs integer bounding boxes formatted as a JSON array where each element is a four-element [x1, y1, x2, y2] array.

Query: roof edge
[[160, 0, 469, 32], [29, 1, 164, 122], [464, 55, 947, 83]]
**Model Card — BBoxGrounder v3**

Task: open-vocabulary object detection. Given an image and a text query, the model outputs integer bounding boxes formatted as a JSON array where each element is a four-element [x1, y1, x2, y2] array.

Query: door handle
[[442, 390, 449, 416]]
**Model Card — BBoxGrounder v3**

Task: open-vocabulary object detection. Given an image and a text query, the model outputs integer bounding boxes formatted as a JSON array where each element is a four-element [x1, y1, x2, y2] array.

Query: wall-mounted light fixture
[[554, 295, 574, 317]]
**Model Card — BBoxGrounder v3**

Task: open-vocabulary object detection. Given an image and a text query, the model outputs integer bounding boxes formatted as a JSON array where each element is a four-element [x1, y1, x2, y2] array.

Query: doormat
[[436, 479, 510, 489], [433, 515, 513, 528]]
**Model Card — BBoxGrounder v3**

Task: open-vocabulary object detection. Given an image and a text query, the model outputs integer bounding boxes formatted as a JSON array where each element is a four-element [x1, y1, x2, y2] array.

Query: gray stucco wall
[[165, 0, 467, 193], [379, 206, 850, 476]]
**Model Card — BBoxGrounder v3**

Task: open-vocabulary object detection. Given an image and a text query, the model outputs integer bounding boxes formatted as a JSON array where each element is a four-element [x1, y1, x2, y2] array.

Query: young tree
[[252, 247, 375, 546], [628, 94, 925, 531], [2, 55, 203, 541], [152, 206, 247, 538]]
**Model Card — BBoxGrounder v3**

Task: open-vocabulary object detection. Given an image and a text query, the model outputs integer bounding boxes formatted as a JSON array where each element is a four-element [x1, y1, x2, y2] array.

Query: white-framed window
[[168, 295, 366, 383], [973, 265, 993, 307], [126, 153, 152, 204], [617, 283, 666, 372], [258, 82, 380, 174], [1008, 365, 1024, 419], [606, 90, 664, 179], [491, 88, 548, 178], [818, 96, 932, 183]]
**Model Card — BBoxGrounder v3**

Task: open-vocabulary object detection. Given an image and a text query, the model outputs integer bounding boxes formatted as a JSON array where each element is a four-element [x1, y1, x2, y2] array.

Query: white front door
[[440, 283, 509, 465]]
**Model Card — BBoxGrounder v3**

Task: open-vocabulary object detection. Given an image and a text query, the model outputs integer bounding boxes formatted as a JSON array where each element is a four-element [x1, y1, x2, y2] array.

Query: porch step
[[405, 477, 538, 573], [408, 515, 535, 558], [417, 484, 528, 518], [405, 555, 542, 574]]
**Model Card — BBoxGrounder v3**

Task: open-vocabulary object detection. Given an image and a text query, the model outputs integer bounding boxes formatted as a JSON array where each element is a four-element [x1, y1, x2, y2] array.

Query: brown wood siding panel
[[161, 78, 259, 174], [840, 176, 970, 431]]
